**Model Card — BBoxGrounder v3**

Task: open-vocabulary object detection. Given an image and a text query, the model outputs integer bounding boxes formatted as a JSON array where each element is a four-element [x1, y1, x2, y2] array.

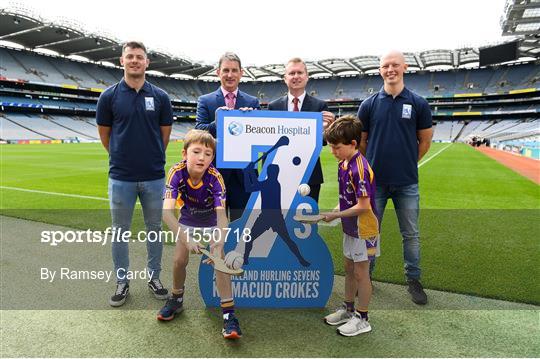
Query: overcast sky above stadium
[[2, 0, 508, 66]]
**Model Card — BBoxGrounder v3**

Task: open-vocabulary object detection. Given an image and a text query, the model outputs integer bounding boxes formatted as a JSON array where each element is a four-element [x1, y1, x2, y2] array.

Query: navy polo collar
[[119, 78, 151, 93], [378, 86, 410, 99]]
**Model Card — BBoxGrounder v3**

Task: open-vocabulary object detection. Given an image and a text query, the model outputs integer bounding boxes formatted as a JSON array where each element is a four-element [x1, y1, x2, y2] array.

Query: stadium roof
[[500, 0, 540, 58], [0, 6, 213, 77], [501, 0, 540, 36], [1, 4, 539, 81]]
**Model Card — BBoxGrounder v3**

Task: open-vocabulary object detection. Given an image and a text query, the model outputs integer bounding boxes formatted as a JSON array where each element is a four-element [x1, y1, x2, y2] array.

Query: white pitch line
[[418, 143, 453, 168], [0, 186, 109, 201]]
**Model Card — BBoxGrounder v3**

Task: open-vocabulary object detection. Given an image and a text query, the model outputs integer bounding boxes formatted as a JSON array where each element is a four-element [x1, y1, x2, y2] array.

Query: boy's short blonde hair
[[183, 129, 216, 154], [324, 115, 363, 148]]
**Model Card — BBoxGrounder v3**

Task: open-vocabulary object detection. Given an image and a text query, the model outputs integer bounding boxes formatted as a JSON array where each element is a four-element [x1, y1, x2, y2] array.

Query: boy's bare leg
[[344, 258, 357, 302], [324, 257, 357, 325], [215, 271, 233, 299], [335, 260, 373, 336], [214, 246, 232, 299], [214, 248, 241, 338], [172, 240, 189, 294], [211, 233, 233, 300], [354, 261, 371, 309], [157, 235, 189, 321]]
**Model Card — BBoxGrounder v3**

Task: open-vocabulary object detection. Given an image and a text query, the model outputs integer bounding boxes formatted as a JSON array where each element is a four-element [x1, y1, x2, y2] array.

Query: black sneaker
[[109, 282, 129, 307], [407, 279, 427, 305], [148, 278, 169, 300]]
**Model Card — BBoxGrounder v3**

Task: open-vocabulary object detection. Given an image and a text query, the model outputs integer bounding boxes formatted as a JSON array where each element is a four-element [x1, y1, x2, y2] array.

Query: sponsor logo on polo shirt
[[145, 97, 155, 111], [402, 104, 412, 119]]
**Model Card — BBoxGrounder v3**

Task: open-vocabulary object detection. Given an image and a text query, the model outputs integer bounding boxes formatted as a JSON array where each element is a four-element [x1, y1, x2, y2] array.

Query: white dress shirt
[[287, 92, 306, 112]]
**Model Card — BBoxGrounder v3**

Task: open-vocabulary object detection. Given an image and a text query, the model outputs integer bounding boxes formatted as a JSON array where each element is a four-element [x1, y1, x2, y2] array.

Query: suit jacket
[[195, 88, 260, 137], [268, 94, 327, 185], [195, 88, 261, 188]]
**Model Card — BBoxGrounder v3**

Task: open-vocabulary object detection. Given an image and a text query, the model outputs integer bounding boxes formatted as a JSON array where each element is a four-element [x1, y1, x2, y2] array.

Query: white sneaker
[[337, 316, 372, 336], [324, 307, 353, 326]]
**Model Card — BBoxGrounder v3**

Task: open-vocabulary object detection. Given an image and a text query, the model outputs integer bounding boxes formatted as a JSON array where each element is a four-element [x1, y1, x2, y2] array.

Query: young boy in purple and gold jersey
[[321, 115, 380, 337], [157, 129, 242, 339]]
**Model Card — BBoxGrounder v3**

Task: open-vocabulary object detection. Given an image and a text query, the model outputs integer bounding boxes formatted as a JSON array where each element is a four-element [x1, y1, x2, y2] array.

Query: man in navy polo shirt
[[97, 41, 173, 307], [358, 50, 433, 305]]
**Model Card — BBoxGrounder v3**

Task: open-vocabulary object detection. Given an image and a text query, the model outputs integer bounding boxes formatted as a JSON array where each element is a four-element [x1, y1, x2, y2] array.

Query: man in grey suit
[[268, 58, 335, 203]]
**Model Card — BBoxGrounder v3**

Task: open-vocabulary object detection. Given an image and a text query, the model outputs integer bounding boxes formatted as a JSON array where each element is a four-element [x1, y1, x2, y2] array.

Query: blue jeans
[[108, 177, 164, 283], [371, 183, 421, 280]]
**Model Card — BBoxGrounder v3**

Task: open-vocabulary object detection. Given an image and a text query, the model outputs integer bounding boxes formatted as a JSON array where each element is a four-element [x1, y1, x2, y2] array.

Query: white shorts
[[343, 233, 380, 262]]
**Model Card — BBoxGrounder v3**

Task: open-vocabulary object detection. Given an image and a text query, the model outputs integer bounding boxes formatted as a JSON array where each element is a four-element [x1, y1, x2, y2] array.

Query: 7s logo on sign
[[199, 110, 334, 308]]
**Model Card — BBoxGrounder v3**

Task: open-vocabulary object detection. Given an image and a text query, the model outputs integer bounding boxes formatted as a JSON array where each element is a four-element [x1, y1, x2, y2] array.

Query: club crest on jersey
[[346, 181, 354, 194], [145, 97, 155, 111], [204, 188, 214, 205], [358, 179, 366, 192]]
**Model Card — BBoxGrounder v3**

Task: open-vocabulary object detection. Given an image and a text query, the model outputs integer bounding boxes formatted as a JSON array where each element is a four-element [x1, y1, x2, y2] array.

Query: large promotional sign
[[199, 110, 334, 308]]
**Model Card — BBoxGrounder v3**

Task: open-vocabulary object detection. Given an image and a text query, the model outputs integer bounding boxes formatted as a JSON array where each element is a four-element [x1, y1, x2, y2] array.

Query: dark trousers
[[225, 174, 251, 222]]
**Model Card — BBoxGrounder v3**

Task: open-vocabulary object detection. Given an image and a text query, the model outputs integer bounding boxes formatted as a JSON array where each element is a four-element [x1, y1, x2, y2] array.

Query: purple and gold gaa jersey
[[338, 151, 379, 239], [164, 161, 226, 227]]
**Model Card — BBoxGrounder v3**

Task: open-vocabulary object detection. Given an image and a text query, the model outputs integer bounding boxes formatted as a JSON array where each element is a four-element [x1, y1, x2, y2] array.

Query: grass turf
[[1, 142, 539, 304], [319, 143, 540, 304], [1, 215, 538, 358], [2, 309, 538, 357]]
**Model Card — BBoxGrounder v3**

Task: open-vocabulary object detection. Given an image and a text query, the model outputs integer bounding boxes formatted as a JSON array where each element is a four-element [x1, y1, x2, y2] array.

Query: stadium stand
[[47, 115, 100, 140], [4, 113, 95, 140], [1, 47, 44, 83], [432, 121, 466, 142], [3, 47, 540, 103], [485, 119, 539, 142], [456, 121, 491, 141], [0, 6, 538, 145], [1, 114, 49, 140]]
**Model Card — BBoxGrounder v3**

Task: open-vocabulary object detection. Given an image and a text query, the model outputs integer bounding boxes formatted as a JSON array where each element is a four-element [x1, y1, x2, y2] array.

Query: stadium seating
[[1, 48, 45, 83], [47, 115, 100, 139], [171, 121, 196, 140], [1, 46, 538, 143], [2, 47, 539, 102], [1, 115, 49, 140], [432, 121, 465, 142], [456, 121, 491, 141], [4, 113, 96, 140], [487, 119, 539, 142]]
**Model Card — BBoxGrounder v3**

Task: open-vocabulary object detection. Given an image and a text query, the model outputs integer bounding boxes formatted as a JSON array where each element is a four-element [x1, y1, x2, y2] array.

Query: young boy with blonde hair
[[157, 129, 242, 339]]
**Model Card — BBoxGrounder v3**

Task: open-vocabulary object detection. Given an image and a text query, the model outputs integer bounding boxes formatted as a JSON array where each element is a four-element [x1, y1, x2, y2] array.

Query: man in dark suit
[[268, 57, 335, 203], [195, 52, 260, 221]]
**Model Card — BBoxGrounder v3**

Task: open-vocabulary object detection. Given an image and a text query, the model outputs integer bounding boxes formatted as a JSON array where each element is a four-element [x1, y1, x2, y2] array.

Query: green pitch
[[1, 142, 539, 357], [319, 143, 540, 304], [1, 142, 539, 303]]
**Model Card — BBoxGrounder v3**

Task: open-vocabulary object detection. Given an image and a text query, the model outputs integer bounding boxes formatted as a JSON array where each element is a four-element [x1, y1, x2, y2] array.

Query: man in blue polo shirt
[[358, 50, 433, 305], [97, 41, 173, 307]]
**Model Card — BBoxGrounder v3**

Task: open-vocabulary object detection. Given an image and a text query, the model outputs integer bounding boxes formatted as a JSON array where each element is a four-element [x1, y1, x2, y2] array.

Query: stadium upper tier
[[1, 5, 539, 80], [1, 47, 539, 103]]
